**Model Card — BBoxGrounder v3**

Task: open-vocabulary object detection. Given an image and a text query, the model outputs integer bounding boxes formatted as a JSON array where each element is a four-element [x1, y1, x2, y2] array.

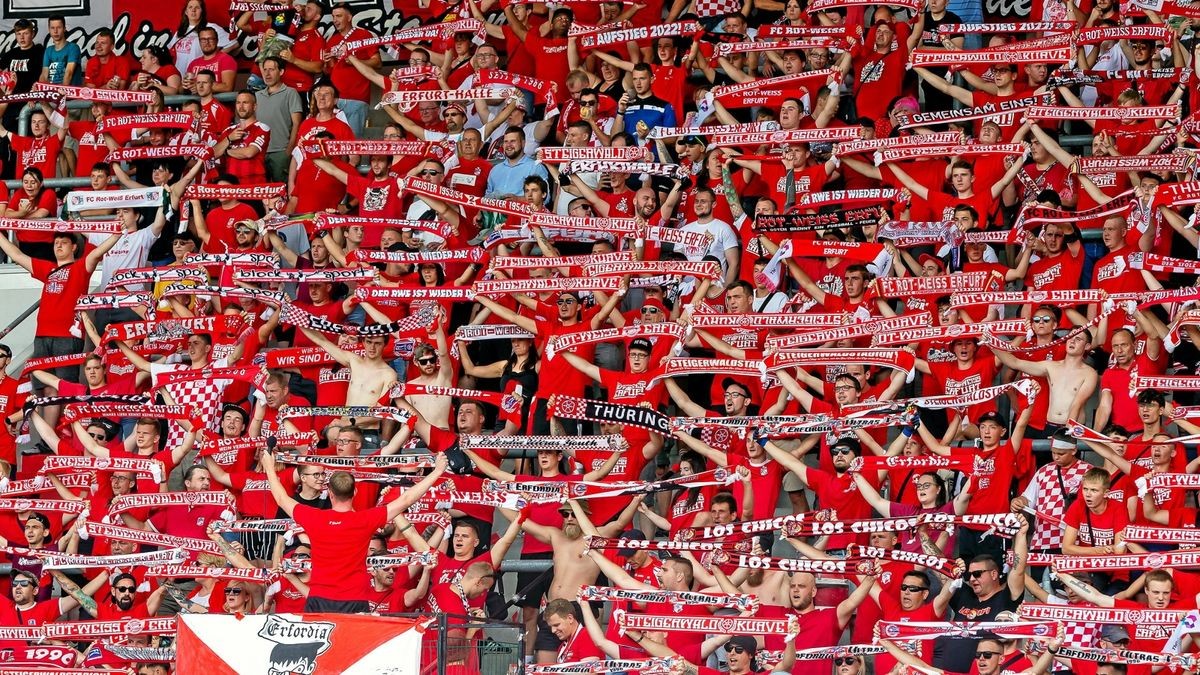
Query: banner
[[174, 614, 427, 675]]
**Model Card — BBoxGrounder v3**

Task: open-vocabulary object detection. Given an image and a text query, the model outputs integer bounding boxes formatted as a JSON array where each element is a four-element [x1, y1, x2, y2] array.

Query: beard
[[563, 523, 583, 540], [116, 596, 134, 610]]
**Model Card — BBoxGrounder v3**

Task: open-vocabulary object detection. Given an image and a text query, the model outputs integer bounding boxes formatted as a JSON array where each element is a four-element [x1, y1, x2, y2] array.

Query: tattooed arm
[[51, 569, 105, 618]]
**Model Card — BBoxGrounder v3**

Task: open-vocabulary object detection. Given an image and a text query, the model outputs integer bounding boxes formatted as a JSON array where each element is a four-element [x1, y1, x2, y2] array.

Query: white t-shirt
[[679, 218, 739, 272], [88, 226, 157, 290]]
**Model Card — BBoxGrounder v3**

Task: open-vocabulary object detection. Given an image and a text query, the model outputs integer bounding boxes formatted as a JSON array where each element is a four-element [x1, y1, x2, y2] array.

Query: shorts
[[305, 595, 370, 614], [782, 470, 804, 493], [513, 551, 553, 609], [534, 612, 562, 652]]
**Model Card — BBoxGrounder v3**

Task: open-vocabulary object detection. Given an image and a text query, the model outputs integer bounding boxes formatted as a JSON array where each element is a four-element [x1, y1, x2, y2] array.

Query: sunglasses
[[558, 511, 576, 518], [966, 569, 991, 579], [899, 584, 929, 593], [224, 588, 243, 596], [641, 307, 661, 314], [416, 357, 437, 365], [834, 657, 856, 666], [1031, 316, 1055, 324], [420, 169, 442, 176], [11, 579, 34, 588], [727, 646, 749, 654], [557, 299, 577, 306], [975, 652, 998, 660], [114, 586, 136, 593], [831, 448, 853, 456]]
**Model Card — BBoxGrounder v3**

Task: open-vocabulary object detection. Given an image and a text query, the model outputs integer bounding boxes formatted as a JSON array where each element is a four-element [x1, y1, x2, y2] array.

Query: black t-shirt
[[0, 44, 46, 93], [919, 11, 963, 78], [933, 585, 1020, 673]]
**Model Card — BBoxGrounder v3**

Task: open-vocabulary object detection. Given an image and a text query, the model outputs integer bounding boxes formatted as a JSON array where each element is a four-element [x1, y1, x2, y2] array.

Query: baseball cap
[[618, 529, 646, 557], [1100, 624, 1130, 643], [682, 135, 706, 146], [721, 378, 752, 398], [917, 253, 946, 273], [25, 512, 51, 531], [629, 338, 653, 354], [221, 402, 250, 425], [976, 411, 1008, 428], [726, 635, 758, 654], [443, 102, 467, 118]]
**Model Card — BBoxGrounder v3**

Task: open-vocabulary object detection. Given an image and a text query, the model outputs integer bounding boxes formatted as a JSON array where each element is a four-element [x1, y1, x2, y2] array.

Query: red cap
[[917, 253, 946, 273]]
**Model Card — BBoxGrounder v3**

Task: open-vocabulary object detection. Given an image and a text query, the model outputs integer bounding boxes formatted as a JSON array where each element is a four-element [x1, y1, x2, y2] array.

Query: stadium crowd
[[0, 0, 1199, 673]]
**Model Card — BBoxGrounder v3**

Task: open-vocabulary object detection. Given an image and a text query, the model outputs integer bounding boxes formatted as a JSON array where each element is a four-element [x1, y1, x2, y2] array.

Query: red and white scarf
[[707, 69, 840, 111], [764, 313, 930, 350], [1020, 602, 1185, 625], [950, 289, 1104, 308], [578, 585, 757, 612], [709, 125, 861, 147], [106, 491, 235, 520], [577, 21, 700, 48], [904, 93, 1055, 129], [379, 86, 516, 111], [764, 348, 916, 376], [96, 112, 196, 135], [34, 81, 157, 104], [37, 548, 187, 570], [876, 620, 1059, 640], [612, 609, 799, 642], [77, 521, 223, 555], [40, 456, 164, 482], [876, 143, 1025, 165], [44, 618, 177, 640], [872, 319, 1030, 346]]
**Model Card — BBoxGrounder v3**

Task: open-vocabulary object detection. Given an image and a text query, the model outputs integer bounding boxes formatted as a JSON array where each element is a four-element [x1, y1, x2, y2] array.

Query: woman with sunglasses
[[850, 431, 973, 555]]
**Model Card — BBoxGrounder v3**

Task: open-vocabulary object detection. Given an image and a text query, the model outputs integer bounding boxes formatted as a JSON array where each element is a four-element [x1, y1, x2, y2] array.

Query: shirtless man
[[401, 323, 454, 428], [985, 328, 1097, 438], [298, 329, 397, 438], [503, 498, 640, 663]]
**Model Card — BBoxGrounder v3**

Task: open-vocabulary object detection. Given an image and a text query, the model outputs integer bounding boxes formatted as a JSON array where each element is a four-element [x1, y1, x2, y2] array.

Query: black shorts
[[534, 613, 562, 652], [514, 551, 554, 609], [305, 595, 370, 614]]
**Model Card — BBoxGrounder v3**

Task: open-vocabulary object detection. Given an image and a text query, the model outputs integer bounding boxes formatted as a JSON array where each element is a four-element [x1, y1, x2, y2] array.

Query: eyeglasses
[[114, 586, 136, 593], [727, 646, 749, 654], [899, 584, 929, 592], [914, 482, 938, 490], [301, 472, 325, 478], [975, 652, 999, 660], [834, 385, 855, 392], [11, 579, 34, 588], [724, 392, 748, 399], [416, 357, 437, 365], [224, 588, 243, 596], [1031, 316, 1055, 324], [966, 569, 991, 579], [641, 307, 661, 314], [834, 657, 856, 666], [335, 439, 362, 445]]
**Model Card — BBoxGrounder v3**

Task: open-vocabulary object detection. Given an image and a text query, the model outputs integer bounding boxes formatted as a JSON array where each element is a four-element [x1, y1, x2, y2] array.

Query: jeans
[[337, 98, 368, 137]]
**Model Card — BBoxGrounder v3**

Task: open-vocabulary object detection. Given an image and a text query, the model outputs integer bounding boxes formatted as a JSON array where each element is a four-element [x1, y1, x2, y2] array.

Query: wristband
[[399, 523, 414, 533], [902, 427, 913, 438]]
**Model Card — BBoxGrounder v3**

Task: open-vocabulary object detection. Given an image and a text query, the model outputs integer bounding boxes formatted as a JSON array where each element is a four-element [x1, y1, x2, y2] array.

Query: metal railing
[[390, 612, 524, 675], [17, 92, 239, 136]]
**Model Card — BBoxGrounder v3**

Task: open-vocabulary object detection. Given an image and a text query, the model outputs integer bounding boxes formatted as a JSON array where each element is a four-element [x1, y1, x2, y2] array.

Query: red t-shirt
[[293, 504, 387, 602], [8, 189, 59, 243], [1063, 498, 1128, 547], [326, 28, 379, 102], [10, 134, 62, 180], [283, 28, 325, 93], [204, 202, 258, 251], [84, 54, 134, 89], [218, 122, 270, 185], [30, 257, 91, 338]]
